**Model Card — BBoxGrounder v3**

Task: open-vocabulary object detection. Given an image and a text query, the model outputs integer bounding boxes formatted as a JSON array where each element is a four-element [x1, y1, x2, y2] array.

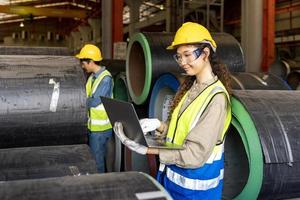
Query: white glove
[[113, 121, 127, 143], [139, 118, 161, 134], [113, 122, 147, 155], [123, 139, 147, 155]]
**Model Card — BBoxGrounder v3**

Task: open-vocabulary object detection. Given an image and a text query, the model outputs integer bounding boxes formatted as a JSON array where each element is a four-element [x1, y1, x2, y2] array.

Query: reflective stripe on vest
[[166, 167, 224, 191], [86, 70, 113, 132]]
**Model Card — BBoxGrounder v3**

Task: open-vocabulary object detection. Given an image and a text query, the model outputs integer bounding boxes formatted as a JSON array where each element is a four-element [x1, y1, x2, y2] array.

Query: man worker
[[76, 44, 113, 173]]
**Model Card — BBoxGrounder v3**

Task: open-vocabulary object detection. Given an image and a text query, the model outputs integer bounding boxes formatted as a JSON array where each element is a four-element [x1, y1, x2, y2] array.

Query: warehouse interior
[[0, 0, 300, 200]]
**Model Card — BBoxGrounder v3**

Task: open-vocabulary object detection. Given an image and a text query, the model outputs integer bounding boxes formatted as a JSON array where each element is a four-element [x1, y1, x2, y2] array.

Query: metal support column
[[241, 0, 263, 72], [113, 0, 124, 43], [166, 0, 181, 32], [127, 0, 142, 37], [261, 0, 275, 72], [102, 0, 112, 59]]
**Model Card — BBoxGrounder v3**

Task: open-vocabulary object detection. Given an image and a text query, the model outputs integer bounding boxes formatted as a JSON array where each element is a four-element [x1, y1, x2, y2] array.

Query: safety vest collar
[[167, 80, 231, 145], [86, 69, 111, 97]]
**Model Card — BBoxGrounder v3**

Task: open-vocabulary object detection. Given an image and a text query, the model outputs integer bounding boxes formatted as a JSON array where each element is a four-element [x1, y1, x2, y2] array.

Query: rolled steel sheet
[[287, 71, 300, 90], [111, 73, 129, 172], [0, 55, 87, 148], [82, 59, 125, 82], [0, 172, 172, 200], [0, 144, 97, 181], [105, 133, 123, 173], [213, 32, 245, 72], [282, 59, 300, 71], [126, 32, 245, 105], [101, 59, 126, 77], [231, 72, 291, 90], [0, 46, 71, 56], [126, 32, 179, 105], [223, 90, 300, 200], [269, 59, 291, 79], [113, 72, 130, 101], [149, 73, 181, 121]]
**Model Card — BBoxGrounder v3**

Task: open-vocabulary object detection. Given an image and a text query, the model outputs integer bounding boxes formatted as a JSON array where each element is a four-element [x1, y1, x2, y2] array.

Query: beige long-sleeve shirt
[[158, 76, 228, 169]]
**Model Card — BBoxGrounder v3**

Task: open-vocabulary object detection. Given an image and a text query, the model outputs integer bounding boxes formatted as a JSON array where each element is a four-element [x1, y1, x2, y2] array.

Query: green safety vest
[[166, 80, 231, 148], [86, 70, 113, 132]]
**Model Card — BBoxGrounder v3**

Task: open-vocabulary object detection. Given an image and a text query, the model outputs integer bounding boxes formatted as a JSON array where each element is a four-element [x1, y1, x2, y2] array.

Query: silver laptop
[[101, 96, 184, 149]]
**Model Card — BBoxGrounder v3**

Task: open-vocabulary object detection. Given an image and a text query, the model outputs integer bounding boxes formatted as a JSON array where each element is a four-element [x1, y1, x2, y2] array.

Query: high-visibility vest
[[86, 70, 113, 132], [157, 80, 232, 200]]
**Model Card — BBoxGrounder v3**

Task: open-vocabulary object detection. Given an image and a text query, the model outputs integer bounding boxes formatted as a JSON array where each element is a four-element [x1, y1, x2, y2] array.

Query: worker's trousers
[[88, 130, 112, 173]]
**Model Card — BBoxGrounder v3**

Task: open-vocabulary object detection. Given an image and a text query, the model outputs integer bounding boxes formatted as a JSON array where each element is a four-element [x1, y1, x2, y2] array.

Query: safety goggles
[[173, 48, 202, 65]]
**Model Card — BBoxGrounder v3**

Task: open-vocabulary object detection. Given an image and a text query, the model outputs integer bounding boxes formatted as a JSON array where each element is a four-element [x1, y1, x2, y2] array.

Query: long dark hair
[[168, 43, 232, 119]]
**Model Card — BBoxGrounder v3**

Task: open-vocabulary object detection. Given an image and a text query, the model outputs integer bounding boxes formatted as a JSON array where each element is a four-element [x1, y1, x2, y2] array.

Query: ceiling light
[[19, 22, 24, 27]]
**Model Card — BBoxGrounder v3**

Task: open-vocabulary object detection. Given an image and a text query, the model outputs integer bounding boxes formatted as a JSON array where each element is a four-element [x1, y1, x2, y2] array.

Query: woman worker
[[114, 22, 232, 200]]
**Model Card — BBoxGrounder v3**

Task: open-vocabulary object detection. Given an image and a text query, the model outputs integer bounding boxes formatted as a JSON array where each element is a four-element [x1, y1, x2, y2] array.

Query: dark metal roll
[[0, 55, 87, 148], [149, 73, 182, 121], [231, 72, 291, 90], [213, 32, 245, 72], [101, 59, 126, 77], [0, 172, 172, 200], [269, 58, 291, 80], [223, 90, 300, 200], [0, 46, 71, 56], [287, 70, 300, 90], [113, 72, 130, 101], [0, 144, 97, 181], [126, 32, 245, 105]]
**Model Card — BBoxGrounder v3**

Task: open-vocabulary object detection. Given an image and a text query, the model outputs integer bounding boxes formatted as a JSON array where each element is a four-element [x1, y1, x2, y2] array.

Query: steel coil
[[113, 72, 130, 101], [148, 73, 181, 120], [231, 72, 291, 90], [0, 46, 71, 56], [0, 55, 87, 148], [0, 144, 97, 181], [0, 172, 172, 200], [101, 59, 126, 77], [287, 70, 300, 90], [223, 90, 300, 200]]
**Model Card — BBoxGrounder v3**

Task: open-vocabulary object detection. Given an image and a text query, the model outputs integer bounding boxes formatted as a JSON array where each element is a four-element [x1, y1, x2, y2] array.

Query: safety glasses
[[173, 48, 202, 65]]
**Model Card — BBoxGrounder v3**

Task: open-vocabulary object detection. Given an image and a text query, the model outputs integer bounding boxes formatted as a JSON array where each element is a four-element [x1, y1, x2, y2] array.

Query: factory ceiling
[[0, 0, 166, 43], [0, 0, 99, 43]]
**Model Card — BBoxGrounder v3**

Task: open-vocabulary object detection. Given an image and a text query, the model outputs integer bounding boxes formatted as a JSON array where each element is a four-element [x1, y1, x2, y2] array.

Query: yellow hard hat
[[76, 44, 103, 61], [167, 22, 217, 52]]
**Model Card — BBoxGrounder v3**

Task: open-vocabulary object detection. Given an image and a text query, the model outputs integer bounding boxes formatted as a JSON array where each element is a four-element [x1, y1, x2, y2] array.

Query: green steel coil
[[113, 72, 130, 102]]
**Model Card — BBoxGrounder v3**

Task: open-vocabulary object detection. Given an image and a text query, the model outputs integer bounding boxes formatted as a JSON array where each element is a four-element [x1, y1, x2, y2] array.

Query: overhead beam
[[123, 10, 166, 33], [0, 5, 87, 19]]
